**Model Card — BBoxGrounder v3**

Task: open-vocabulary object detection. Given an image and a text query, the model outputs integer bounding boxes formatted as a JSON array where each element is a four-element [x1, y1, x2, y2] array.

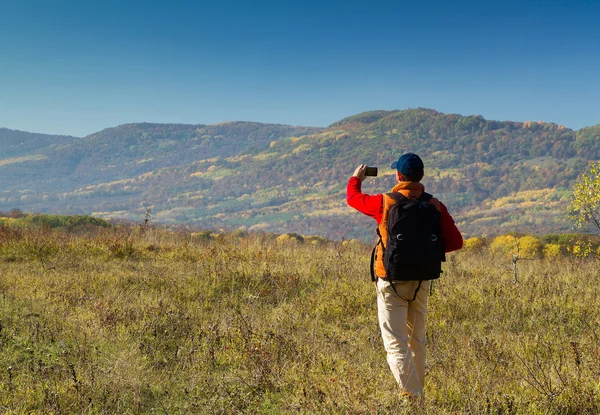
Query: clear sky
[[1, 0, 599, 136]]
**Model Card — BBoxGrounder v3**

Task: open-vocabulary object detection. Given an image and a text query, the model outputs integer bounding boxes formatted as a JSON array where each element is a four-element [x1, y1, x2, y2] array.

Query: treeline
[[0, 127, 75, 158], [463, 233, 600, 258], [0, 210, 112, 230], [192, 226, 600, 260], [1, 209, 598, 261], [333, 108, 600, 160]]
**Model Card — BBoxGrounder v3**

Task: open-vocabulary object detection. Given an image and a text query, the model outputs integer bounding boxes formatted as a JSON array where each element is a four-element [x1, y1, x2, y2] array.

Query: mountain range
[[2, 108, 599, 241]]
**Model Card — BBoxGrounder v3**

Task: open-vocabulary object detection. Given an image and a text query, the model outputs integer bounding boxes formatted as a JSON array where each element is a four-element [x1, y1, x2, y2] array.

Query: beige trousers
[[376, 278, 430, 396]]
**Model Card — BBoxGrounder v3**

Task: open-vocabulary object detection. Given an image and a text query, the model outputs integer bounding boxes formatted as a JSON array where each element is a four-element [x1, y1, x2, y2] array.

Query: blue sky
[[1, 0, 599, 136]]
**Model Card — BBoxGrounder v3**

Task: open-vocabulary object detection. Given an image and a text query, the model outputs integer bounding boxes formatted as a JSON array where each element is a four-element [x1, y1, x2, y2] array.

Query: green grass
[[0, 225, 598, 414]]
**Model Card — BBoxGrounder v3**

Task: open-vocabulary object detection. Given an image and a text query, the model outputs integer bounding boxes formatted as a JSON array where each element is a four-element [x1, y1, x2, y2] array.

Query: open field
[[0, 225, 598, 414]]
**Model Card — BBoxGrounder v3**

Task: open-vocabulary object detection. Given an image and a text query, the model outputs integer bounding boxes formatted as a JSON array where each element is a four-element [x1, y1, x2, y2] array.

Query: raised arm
[[346, 165, 384, 223]]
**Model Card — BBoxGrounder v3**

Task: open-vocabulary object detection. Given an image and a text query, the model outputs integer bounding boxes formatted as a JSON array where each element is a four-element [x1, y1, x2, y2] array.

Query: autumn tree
[[569, 161, 600, 234]]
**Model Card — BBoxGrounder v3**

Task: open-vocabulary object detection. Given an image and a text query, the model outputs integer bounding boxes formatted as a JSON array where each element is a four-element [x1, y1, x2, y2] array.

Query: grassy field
[[0, 225, 598, 414]]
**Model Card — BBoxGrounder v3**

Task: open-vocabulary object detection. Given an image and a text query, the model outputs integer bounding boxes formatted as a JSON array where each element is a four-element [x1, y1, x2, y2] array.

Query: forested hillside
[[1, 109, 599, 240], [0, 128, 76, 158]]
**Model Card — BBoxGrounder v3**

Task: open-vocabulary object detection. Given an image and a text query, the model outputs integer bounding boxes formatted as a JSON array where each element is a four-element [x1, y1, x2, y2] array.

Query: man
[[347, 153, 463, 399]]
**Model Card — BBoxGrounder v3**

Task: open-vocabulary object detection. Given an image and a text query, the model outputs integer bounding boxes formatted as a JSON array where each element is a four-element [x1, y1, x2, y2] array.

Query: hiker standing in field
[[347, 153, 463, 400]]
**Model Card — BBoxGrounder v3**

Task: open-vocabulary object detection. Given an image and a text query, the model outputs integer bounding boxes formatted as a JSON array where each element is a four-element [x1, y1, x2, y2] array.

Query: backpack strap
[[370, 228, 384, 282], [389, 279, 422, 302], [419, 192, 433, 202]]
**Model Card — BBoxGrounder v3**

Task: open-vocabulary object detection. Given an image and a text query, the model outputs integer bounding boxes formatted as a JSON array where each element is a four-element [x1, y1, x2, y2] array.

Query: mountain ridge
[[1, 108, 599, 241], [7, 108, 600, 140]]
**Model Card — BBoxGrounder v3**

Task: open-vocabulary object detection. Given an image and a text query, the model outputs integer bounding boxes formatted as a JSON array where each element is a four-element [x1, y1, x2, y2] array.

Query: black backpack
[[371, 192, 446, 285]]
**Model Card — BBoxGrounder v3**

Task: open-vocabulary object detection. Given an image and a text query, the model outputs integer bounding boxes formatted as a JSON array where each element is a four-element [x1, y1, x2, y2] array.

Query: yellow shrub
[[304, 235, 329, 246], [464, 237, 485, 252], [489, 235, 517, 255], [489, 234, 541, 258], [276, 233, 304, 244], [543, 244, 562, 258], [276, 234, 293, 244], [570, 243, 593, 258], [517, 235, 542, 258]]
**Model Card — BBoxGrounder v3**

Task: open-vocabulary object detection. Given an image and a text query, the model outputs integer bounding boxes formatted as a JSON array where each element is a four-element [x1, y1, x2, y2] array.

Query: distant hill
[[0, 122, 320, 191], [1, 109, 599, 241], [0, 128, 76, 158]]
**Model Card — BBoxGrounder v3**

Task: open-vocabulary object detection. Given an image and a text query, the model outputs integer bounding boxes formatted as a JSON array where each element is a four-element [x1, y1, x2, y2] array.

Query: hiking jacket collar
[[391, 181, 425, 200]]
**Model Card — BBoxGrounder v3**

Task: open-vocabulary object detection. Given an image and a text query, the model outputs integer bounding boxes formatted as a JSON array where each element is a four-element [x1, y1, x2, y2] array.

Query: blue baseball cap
[[391, 153, 424, 176]]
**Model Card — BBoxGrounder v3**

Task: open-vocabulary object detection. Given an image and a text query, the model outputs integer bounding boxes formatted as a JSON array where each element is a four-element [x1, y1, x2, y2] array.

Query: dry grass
[[0, 225, 598, 414]]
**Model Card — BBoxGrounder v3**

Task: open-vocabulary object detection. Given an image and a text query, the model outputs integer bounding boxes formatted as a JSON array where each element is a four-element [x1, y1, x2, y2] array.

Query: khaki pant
[[376, 278, 430, 396]]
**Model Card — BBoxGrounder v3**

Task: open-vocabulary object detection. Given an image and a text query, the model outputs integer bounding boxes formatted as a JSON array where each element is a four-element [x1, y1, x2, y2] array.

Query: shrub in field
[[191, 230, 214, 241], [489, 234, 542, 258], [340, 239, 363, 250], [304, 235, 330, 246], [489, 234, 517, 255], [276, 233, 304, 244], [543, 243, 562, 258], [517, 235, 542, 257], [570, 242, 594, 258], [543, 233, 600, 256], [231, 227, 249, 238], [463, 236, 485, 252]]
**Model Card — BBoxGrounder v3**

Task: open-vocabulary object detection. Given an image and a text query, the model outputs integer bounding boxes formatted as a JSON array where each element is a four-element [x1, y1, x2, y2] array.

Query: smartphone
[[365, 167, 378, 177]]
